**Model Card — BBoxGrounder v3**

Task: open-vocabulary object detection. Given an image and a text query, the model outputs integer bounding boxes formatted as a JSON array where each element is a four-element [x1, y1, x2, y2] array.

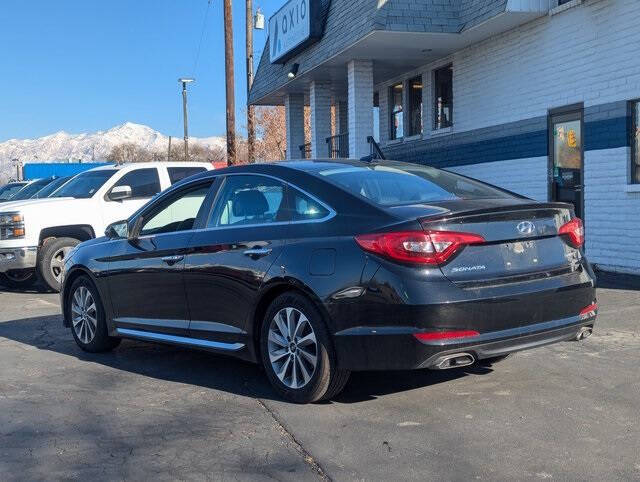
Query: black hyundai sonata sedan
[[61, 160, 597, 403]]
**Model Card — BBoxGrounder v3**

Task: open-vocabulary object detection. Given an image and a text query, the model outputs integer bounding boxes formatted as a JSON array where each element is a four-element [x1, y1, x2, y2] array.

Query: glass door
[[549, 108, 584, 219]]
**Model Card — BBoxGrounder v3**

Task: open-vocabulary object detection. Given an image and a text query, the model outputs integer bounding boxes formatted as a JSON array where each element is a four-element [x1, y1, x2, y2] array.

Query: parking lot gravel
[[1, 283, 639, 480]]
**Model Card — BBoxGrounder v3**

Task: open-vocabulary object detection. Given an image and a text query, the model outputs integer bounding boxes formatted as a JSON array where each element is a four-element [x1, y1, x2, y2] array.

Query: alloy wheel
[[50, 246, 73, 282], [71, 286, 98, 344], [268, 307, 318, 389]]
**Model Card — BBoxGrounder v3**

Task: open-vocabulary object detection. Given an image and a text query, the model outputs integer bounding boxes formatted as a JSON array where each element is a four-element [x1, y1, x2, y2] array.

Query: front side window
[[632, 101, 640, 184], [318, 162, 511, 206], [113, 168, 161, 199], [409, 76, 423, 136], [168, 166, 207, 185], [52, 169, 118, 199], [390, 83, 403, 140], [140, 182, 212, 236], [433, 65, 453, 130], [209, 175, 287, 227]]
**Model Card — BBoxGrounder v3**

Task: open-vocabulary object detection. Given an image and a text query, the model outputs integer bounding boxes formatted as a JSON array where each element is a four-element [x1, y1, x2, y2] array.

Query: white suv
[[0, 162, 211, 291]]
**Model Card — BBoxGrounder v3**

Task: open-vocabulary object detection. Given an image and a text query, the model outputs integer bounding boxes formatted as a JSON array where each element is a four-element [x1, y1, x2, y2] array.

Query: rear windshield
[[12, 178, 54, 200], [317, 163, 512, 206], [33, 176, 70, 198], [0, 183, 26, 200]]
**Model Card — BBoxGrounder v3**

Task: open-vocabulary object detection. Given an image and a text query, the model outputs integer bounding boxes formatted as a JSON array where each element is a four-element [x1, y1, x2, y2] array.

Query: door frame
[[547, 103, 585, 219]]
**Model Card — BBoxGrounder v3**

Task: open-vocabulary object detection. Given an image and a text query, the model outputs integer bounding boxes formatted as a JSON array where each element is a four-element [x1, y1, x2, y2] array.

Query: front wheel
[[38, 237, 80, 292], [0, 270, 38, 290], [67, 276, 121, 353], [260, 292, 350, 403]]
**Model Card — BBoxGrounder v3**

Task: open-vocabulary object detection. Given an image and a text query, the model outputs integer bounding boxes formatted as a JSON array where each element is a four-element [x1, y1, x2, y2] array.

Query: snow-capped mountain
[[0, 122, 225, 182]]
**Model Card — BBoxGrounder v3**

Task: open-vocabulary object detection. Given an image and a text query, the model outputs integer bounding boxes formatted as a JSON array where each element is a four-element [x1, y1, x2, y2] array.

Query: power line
[[192, 0, 213, 77]]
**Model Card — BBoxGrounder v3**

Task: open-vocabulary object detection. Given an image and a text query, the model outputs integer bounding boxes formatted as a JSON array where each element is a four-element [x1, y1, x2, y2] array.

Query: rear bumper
[[0, 247, 38, 272], [333, 313, 596, 371]]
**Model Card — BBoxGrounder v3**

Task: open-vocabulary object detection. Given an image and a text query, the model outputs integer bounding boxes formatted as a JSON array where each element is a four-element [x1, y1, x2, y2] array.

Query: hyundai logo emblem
[[517, 221, 535, 235]]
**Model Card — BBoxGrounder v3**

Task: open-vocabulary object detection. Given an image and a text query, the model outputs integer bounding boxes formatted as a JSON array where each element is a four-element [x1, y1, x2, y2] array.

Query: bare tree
[[108, 141, 226, 165], [253, 105, 332, 161]]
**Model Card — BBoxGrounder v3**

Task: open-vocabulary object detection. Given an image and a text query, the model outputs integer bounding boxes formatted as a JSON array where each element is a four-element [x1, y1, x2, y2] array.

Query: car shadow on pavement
[[0, 314, 493, 404], [595, 269, 640, 291]]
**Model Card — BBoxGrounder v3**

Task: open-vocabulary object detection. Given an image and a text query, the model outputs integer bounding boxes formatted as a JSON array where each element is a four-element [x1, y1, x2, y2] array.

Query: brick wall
[[448, 156, 548, 201], [375, 0, 640, 274], [584, 147, 640, 274], [453, 0, 640, 132]]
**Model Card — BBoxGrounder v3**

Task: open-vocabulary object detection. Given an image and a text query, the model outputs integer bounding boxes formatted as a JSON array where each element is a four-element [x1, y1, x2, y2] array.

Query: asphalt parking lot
[[1, 280, 639, 481]]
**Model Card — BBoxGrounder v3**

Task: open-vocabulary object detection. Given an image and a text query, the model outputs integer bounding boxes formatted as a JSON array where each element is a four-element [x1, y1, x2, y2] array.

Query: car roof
[[89, 161, 211, 172], [188, 158, 426, 180]]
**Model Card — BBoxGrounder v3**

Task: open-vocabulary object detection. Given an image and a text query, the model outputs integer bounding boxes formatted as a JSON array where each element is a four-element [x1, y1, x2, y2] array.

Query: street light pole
[[224, 0, 236, 166], [246, 0, 255, 163], [178, 77, 195, 160]]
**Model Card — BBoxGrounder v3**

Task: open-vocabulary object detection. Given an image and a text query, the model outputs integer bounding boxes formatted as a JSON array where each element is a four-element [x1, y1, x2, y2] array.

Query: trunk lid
[[390, 200, 579, 287]]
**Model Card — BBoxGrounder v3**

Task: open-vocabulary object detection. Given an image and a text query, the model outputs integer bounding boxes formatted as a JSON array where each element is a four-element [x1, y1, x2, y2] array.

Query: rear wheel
[[67, 276, 121, 353], [0, 269, 37, 290], [38, 237, 80, 292], [260, 292, 350, 403]]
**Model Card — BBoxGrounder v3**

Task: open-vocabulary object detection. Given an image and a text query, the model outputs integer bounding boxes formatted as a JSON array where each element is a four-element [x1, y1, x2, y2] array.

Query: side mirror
[[105, 220, 128, 239], [128, 216, 144, 242], [108, 185, 132, 201]]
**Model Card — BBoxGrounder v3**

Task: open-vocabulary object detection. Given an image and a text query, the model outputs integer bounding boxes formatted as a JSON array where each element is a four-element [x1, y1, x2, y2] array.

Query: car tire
[[260, 292, 350, 403], [38, 237, 80, 292], [0, 270, 38, 290], [67, 275, 121, 353]]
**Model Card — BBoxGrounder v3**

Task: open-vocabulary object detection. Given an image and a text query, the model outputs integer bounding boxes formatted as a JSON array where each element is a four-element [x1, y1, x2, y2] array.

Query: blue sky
[[0, 0, 278, 141]]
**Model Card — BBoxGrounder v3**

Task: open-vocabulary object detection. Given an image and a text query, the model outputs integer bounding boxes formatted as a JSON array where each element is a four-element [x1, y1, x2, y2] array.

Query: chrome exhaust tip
[[575, 326, 593, 341], [433, 353, 475, 370]]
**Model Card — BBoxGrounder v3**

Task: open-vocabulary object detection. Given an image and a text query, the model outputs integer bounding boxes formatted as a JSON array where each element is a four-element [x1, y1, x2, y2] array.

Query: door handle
[[243, 248, 272, 259], [161, 254, 184, 265]]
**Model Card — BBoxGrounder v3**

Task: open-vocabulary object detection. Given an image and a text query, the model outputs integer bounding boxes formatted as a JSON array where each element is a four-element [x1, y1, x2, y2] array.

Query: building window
[[408, 76, 423, 136], [433, 65, 453, 130], [632, 101, 640, 184], [389, 83, 403, 140]]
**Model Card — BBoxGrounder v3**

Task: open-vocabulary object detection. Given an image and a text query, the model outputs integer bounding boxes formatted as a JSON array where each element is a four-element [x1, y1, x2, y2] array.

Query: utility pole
[[246, 0, 255, 163], [224, 0, 236, 165], [179, 77, 195, 160], [168, 136, 172, 161]]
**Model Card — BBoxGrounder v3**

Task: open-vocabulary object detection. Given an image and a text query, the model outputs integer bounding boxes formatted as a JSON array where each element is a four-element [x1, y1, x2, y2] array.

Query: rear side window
[[288, 189, 330, 221], [168, 166, 207, 184], [318, 163, 511, 206], [114, 168, 161, 198], [208, 175, 287, 227]]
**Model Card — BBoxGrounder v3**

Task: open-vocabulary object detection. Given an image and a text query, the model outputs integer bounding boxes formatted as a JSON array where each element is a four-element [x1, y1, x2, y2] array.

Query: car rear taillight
[[558, 218, 584, 248], [354, 230, 485, 265], [579, 302, 597, 319], [414, 330, 480, 342]]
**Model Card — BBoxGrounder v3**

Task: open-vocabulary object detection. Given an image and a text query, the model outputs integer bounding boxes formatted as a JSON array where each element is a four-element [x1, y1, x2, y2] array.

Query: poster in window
[[553, 120, 581, 169]]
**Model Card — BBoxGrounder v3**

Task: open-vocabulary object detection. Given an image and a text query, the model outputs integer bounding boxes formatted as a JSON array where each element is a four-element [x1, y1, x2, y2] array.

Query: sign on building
[[269, 0, 322, 64]]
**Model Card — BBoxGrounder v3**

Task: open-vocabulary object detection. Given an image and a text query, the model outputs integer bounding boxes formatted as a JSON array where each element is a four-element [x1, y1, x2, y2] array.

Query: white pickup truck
[[0, 162, 211, 291]]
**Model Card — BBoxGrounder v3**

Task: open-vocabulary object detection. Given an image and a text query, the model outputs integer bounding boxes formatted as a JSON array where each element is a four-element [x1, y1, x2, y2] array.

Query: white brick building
[[250, 0, 640, 275]]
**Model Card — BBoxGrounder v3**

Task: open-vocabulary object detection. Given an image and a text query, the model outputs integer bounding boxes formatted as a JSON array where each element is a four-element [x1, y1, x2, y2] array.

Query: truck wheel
[[38, 237, 80, 292], [0, 270, 38, 290]]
